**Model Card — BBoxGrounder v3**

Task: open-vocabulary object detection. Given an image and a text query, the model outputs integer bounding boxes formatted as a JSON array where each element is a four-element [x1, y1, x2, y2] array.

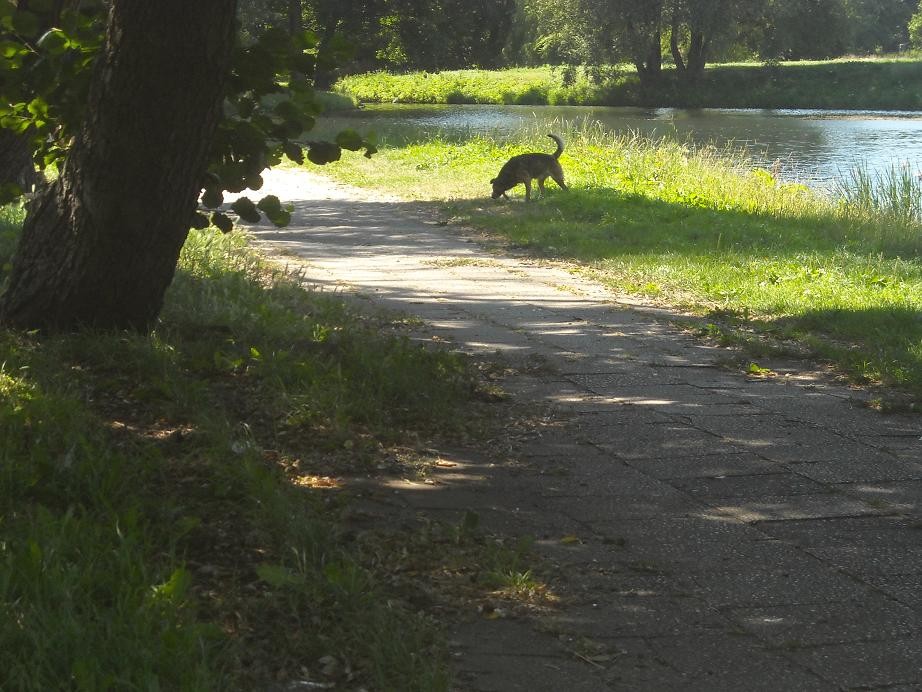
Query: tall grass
[[836, 162, 922, 228], [321, 120, 922, 398], [336, 67, 607, 106], [0, 226, 486, 689]]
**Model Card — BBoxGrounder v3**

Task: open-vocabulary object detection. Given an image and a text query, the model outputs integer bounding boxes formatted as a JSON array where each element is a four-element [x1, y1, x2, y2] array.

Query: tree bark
[[633, 30, 662, 87], [670, 24, 709, 84], [670, 19, 686, 74], [0, 1, 237, 332], [0, 129, 38, 192], [686, 31, 708, 81]]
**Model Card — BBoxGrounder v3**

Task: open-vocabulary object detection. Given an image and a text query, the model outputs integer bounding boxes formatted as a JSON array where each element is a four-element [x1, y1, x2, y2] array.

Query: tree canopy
[[240, 0, 922, 77]]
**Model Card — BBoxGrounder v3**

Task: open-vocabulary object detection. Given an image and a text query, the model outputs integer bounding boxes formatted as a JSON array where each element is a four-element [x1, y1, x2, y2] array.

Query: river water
[[316, 103, 922, 190]]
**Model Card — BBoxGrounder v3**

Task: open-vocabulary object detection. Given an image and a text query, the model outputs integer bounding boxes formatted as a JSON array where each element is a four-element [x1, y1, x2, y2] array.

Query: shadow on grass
[[764, 306, 922, 392], [457, 187, 922, 263], [602, 60, 922, 110]]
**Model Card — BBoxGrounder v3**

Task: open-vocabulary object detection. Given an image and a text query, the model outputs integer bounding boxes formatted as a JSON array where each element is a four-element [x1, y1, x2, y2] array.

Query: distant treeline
[[240, 0, 921, 86]]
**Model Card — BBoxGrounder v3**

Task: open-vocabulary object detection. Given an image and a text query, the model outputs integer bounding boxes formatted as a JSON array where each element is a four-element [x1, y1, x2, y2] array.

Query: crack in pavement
[[244, 168, 922, 691]]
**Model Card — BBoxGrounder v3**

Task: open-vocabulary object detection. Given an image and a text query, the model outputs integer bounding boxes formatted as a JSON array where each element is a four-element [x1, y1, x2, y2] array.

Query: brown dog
[[491, 133, 568, 202]]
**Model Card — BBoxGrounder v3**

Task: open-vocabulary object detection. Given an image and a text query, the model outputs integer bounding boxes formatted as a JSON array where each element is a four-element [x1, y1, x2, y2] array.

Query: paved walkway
[[247, 169, 922, 691]]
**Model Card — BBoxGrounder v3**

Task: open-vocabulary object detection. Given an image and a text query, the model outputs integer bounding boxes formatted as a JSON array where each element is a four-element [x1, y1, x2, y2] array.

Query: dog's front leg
[[523, 179, 532, 202]]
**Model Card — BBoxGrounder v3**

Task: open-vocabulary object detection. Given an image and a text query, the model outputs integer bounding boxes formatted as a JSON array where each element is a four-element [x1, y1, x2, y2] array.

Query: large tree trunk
[[686, 30, 708, 81], [0, 1, 237, 332], [633, 31, 663, 87], [0, 130, 38, 192]]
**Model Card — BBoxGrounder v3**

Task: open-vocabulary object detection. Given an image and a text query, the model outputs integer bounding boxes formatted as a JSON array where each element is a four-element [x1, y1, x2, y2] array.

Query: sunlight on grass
[[322, 120, 922, 397], [0, 225, 496, 690], [336, 59, 922, 110]]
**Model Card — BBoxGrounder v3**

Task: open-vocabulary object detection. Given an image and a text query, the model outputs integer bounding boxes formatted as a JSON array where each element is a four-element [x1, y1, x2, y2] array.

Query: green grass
[[320, 121, 922, 400], [336, 67, 582, 105], [336, 57, 922, 109], [0, 226, 493, 689]]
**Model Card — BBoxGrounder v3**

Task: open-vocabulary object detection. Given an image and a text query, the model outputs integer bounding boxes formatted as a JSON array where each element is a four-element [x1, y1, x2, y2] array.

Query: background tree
[[667, 0, 762, 82], [603, 0, 666, 85], [910, 0, 922, 48], [844, 0, 916, 53], [755, 0, 851, 60], [505, 0, 591, 66]]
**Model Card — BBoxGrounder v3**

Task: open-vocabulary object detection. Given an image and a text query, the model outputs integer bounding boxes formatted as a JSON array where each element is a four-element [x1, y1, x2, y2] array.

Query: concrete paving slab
[[670, 472, 830, 499], [699, 493, 887, 523], [244, 169, 922, 691], [543, 594, 730, 638], [790, 455, 922, 483], [644, 633, 833, 691], [690, 563, 873, 607], [728, 593, 922, 646], [626, 452, 783, 479], [785, 637, 922, 689]]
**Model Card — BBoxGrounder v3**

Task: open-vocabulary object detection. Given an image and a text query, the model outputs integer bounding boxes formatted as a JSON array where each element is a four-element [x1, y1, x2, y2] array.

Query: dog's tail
[[547, 133, 564, 159]]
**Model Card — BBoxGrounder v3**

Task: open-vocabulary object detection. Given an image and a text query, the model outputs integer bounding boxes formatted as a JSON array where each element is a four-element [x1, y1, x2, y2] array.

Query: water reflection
[[314, 104, 922, 190]]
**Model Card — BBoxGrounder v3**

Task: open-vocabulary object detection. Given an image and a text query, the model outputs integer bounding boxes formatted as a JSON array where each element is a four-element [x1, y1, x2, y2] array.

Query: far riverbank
[[335, 58, 922, 111]]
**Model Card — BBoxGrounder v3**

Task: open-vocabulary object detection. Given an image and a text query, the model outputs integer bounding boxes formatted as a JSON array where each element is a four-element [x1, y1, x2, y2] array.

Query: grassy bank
[[0, 218, 510, 689], [336, 58, 922, 110], [320, 123, 922, 402]]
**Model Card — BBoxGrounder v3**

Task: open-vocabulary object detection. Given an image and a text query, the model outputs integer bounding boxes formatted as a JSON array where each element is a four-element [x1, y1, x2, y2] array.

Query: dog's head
[[490, 177, 507, 200]]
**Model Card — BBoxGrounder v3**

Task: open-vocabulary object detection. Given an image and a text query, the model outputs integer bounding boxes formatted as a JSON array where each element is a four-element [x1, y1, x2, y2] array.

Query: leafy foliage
[[0, 0, 107, 203], [0, 3, 376, 226], [199, 26, 376, 230]]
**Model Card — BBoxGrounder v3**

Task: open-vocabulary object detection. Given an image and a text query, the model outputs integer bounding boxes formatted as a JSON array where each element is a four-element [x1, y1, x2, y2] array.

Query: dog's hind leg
[[523, 178, 532, 202], [537, 177, 547, 198], [551, 172, 568, 191]]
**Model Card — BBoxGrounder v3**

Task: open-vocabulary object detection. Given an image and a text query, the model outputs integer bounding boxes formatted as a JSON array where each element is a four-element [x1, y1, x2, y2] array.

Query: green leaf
[[231, 196, 261, 223], [461, 510, 480, 535], [201, 187, 223, 209], [283, 141, 304, 165], [335, 129, 364, 151], [151, 568, 190, 603], [256, 563, 302, 589], [307, 141, 341, 165], [211, 212, 234, 234], [266, 209, 291, 228], [257, 195, 291, 227], [36, 29, 69, 56], [190, 212, 210, 230], [255, 194, 281, 216], [26, 97, 48, 119]]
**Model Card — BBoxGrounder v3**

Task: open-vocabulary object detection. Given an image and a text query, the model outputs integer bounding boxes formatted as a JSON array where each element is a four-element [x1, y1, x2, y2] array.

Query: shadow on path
[[245, 169, 922, 691]]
